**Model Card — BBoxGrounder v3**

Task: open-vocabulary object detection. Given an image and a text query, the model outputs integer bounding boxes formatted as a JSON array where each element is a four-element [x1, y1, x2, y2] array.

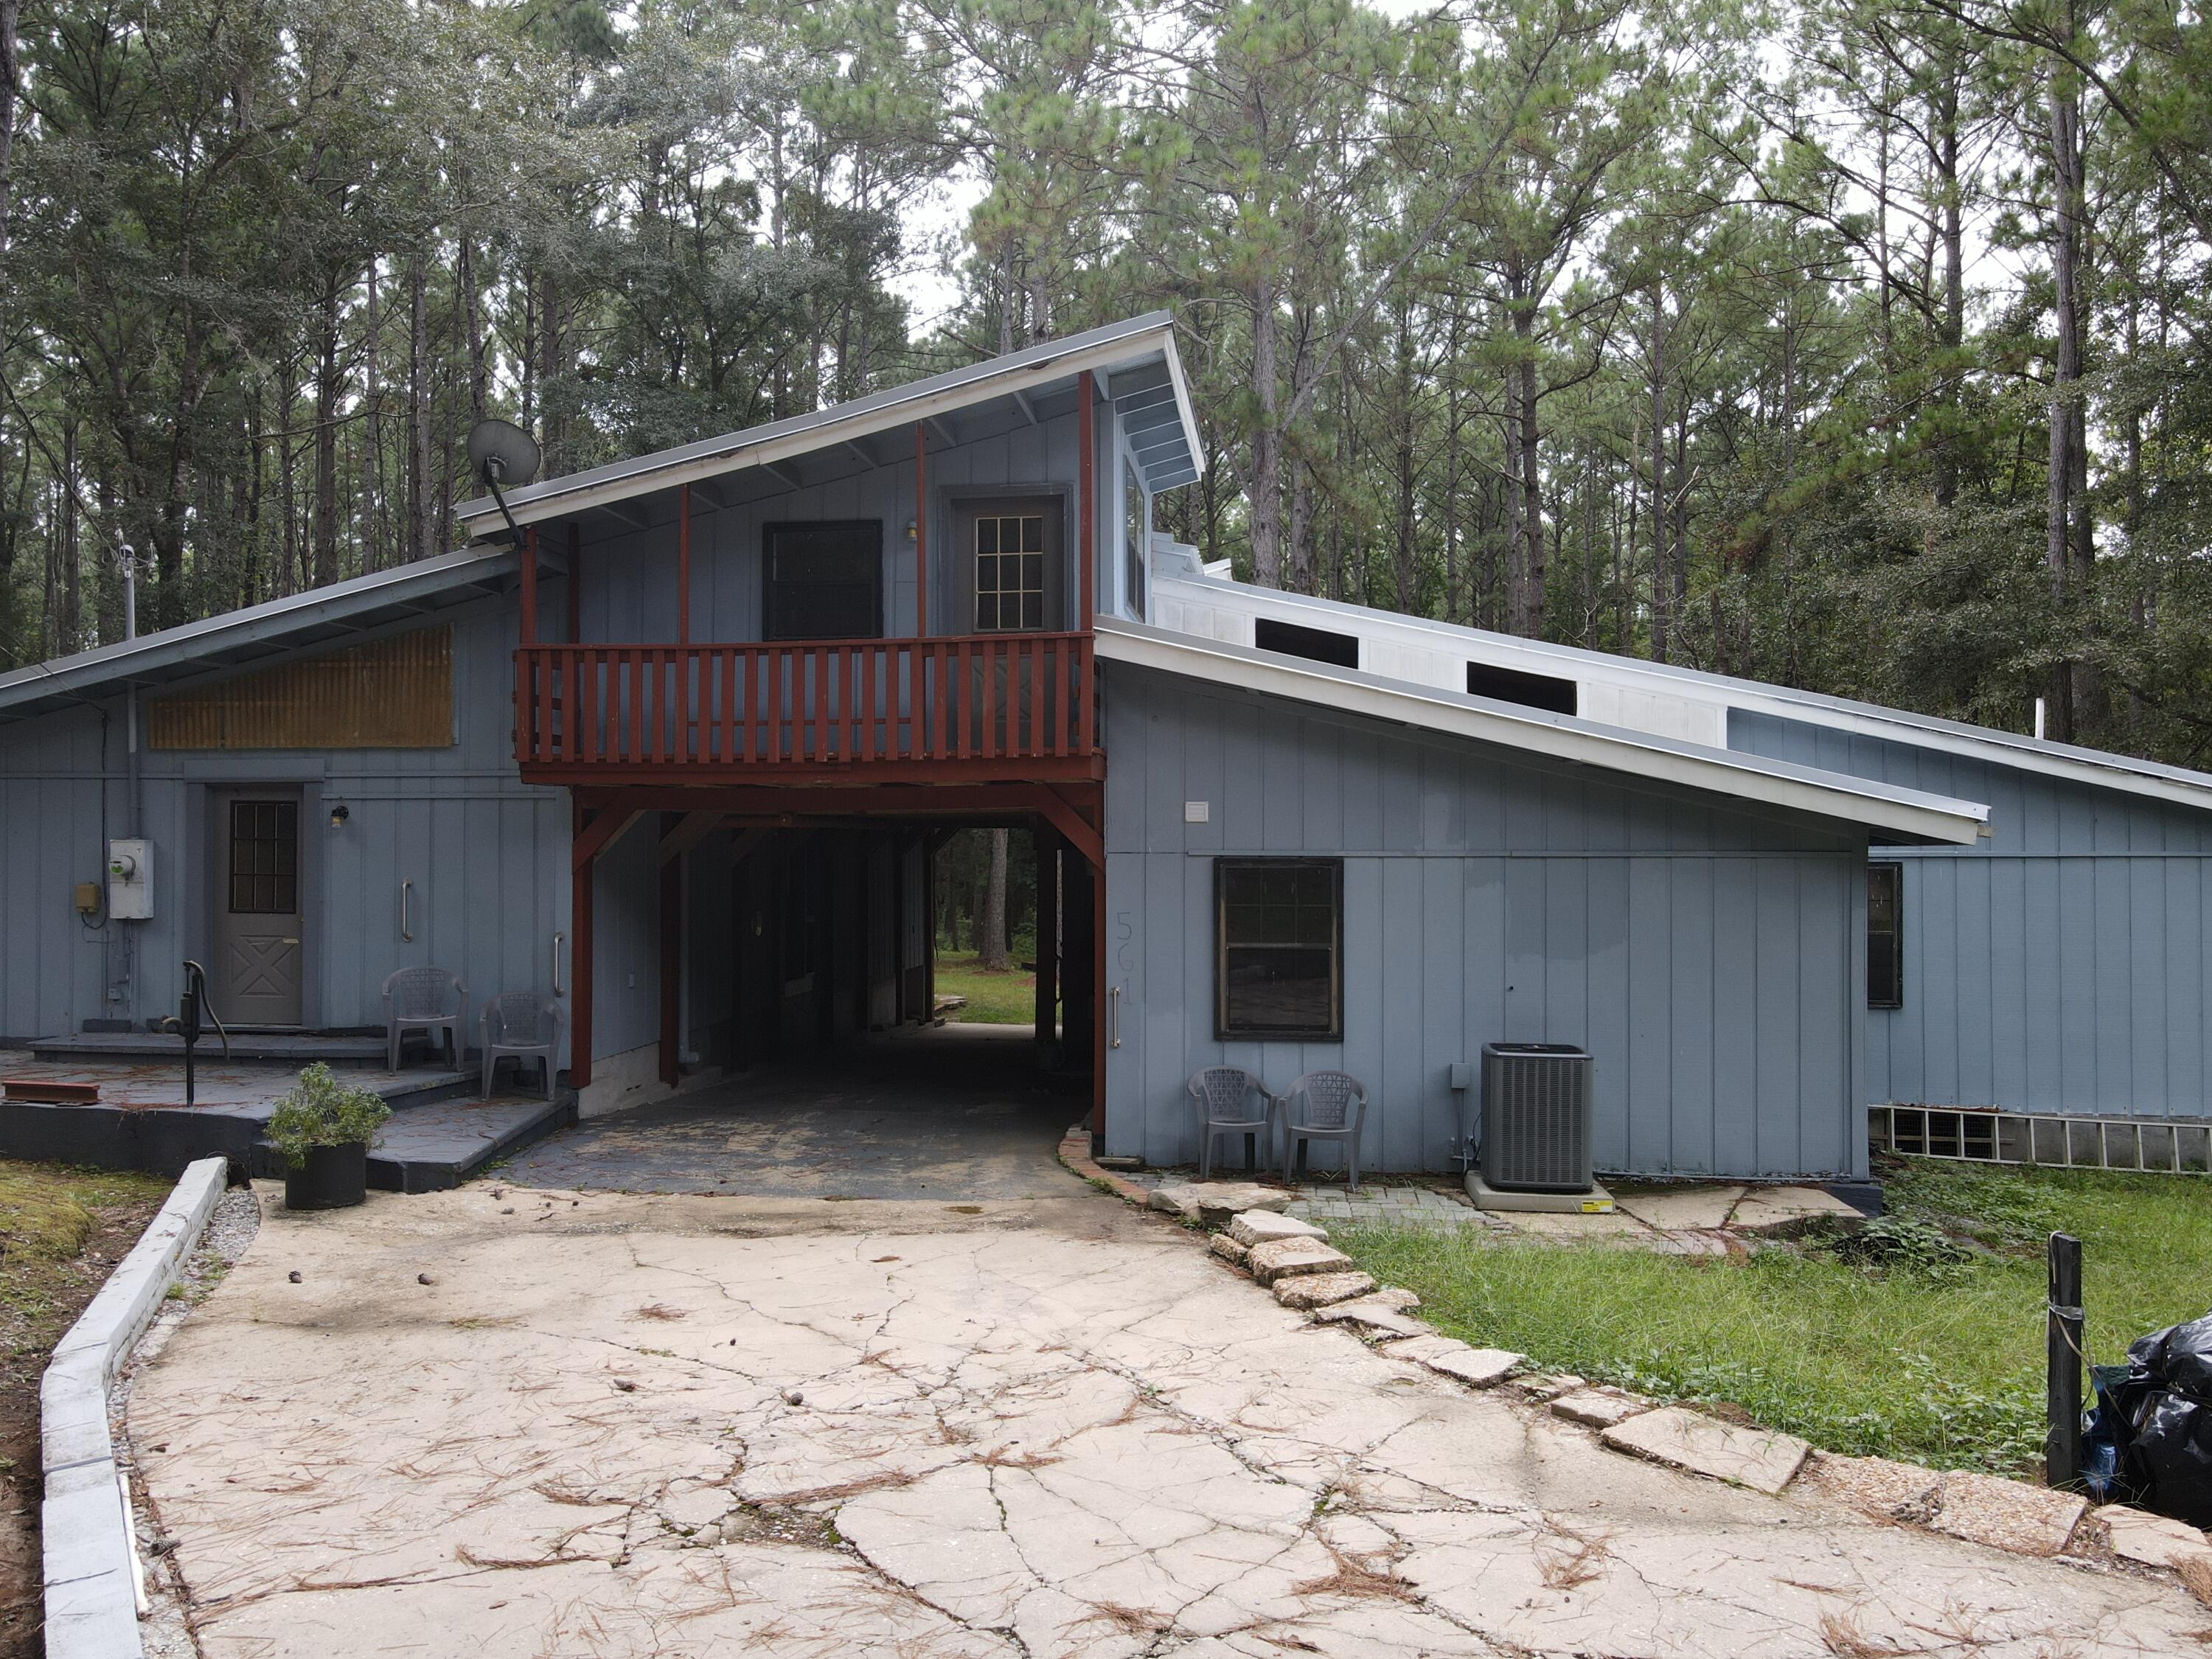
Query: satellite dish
[[466, 419, 541, 489]]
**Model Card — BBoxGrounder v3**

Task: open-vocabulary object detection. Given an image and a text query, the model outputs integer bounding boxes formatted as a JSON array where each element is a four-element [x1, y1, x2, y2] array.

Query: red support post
[[914, 422, 928, 637], [1077, 374, 1095, 633], [570, 797, 595, 1090], [520, 524, 539, 645], [677, 482, 692, 646], [658, 811, 681, 1088]]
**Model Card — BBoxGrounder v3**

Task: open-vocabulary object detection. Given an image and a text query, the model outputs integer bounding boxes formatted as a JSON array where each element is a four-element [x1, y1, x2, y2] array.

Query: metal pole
[[2046, 1231, 2084, 1489]]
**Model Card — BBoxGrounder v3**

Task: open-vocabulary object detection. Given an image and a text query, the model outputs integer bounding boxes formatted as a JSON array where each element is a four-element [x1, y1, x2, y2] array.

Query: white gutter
[[456, 321, 1192, 536], [1094, 619, 1989, 847]]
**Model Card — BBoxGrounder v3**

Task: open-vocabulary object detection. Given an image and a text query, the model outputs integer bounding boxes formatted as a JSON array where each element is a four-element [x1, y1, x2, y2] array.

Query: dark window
[[1465, 661, 1578, 715], [763, 521, 882, 640], [973, 512, 1046, 631], [1123, 462, 1147, 621], [1868, 863, 1903, 1009], [1217, 859, 1343, 1040], [229, 800, 298, 915], [1253, 617, 1360, 669]]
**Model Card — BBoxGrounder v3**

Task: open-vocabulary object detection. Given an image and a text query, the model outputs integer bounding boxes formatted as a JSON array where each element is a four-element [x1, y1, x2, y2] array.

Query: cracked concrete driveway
[[128, 1180, 2203, 1658]]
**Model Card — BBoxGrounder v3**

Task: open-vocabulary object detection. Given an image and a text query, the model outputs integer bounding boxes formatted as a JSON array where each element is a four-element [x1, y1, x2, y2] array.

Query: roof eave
[[456, 315, 1190, 535]]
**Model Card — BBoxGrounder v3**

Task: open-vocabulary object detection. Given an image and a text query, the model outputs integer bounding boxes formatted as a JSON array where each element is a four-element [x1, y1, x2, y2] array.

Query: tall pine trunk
[[313, 265, 341, 588], [2046, 66, 2084, 740], [980, 830, 1010, 972]]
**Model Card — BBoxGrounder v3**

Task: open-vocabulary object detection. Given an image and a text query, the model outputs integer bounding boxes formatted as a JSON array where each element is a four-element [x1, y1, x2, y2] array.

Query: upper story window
[[764, 521, 882, 640]]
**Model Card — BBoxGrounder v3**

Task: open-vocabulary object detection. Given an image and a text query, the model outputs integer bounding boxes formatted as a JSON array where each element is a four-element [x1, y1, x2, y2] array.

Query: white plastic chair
[[1280, 1071, 1370, 1189], [1188, 1066, 1277, 1180], [480, 992, 565, 1100]]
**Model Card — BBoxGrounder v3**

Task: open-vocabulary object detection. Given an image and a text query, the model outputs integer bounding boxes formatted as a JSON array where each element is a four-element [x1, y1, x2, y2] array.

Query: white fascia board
[[457, 321, 1194, 535], [1160, 338, 1206, 479], [1151, 569, 2212, 817], [1094, 619, 1989, 846]]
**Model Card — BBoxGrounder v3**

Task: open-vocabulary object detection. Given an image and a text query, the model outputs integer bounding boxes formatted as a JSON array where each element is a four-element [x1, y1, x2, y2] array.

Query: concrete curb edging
[[1057, 1123, 1152, 1206], [41, 1155, 229, 1659]]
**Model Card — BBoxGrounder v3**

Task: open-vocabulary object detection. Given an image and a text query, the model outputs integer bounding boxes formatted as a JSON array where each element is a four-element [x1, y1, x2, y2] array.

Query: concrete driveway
[[128, 1180, 2200, 1658]]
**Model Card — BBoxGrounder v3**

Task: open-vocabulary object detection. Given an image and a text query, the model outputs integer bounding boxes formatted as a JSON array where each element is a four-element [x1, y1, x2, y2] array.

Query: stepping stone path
[[1245, 1237, 1355, 1286], [1600, 1405, 1812, 1497], [1150, 1182, 1295, 1227], [1197, 1204, 2135, 1579], [1927, 1469, 2086, 1557], [2097, 1505, 2212, 1572], [1273, 1270, 1377, 1310], [1550, 1385, 1655, 1430], [1228, 1210, 1328, 1248]]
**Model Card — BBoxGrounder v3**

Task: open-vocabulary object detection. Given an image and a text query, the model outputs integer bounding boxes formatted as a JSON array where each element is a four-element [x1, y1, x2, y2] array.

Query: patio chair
[[1279, 1071, 1370, 1189], [1188, 1065, 1278, 1180], [480, 992, 564, 1101], [383, 967, 465, 1070]]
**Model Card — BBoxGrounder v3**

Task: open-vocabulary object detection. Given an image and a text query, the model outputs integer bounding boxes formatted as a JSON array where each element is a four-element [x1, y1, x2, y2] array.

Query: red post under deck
[[658, 812, 681, 1088], [570, 797, 594, 1090]]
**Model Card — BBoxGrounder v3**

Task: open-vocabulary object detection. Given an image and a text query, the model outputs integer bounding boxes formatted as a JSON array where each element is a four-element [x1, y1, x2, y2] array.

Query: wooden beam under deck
[[525, 754, 1104, 792]]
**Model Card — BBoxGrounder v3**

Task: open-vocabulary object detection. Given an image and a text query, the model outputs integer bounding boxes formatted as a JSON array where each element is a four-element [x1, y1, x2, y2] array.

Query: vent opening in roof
[[1254, 617, 1360, 669], [1465, 661, 1577, 716]]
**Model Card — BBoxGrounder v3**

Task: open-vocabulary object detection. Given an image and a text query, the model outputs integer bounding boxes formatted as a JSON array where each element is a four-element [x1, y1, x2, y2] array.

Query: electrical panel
[[107, 838, 153, 920]]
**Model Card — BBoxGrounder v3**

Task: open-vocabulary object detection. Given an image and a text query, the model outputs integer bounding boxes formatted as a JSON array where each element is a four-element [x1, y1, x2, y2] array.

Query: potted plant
[[267, 1062, 392, 1210]]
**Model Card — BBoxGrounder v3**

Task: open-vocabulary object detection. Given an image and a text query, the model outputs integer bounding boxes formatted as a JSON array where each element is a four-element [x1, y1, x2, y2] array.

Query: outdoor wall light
[[329, 803, 350, 828], [904, 518, 917, 541]]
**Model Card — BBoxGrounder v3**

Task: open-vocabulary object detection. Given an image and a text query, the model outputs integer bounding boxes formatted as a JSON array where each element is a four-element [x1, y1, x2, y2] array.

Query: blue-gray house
[[6, 312, 2191, 1183]]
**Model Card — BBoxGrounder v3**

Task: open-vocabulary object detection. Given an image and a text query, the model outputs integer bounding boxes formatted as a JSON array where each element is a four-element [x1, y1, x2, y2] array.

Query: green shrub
[[266, 1062, 391, 1168]]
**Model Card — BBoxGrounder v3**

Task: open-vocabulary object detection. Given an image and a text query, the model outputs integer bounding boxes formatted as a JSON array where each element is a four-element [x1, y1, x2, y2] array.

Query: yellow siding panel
[[148, 627, 455, 750]]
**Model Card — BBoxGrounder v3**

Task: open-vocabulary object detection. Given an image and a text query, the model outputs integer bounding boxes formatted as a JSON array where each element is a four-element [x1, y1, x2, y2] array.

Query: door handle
[[1110, 984, 1122, 1048], [553, 931, 566, 996], [401, 880, 413, 943]]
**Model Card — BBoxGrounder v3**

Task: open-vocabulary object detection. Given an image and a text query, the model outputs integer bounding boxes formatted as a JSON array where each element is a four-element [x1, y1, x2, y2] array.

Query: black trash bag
[[2096, 1310, 2212, 1528]]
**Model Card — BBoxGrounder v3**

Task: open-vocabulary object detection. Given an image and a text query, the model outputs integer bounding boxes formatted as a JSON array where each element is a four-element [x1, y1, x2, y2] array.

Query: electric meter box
[[107, 838, 153, 920]]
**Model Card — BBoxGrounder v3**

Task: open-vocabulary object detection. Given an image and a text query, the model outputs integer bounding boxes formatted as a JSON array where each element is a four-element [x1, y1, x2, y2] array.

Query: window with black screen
[[1216, 859, 1343, 1040], [763, 522, 883, 640]]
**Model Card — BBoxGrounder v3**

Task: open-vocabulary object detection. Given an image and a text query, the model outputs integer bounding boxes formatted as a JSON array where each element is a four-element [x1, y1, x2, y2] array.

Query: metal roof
[[1094, 618, 1990, 846], [0, 546, 521, 723], [1151, 562, 2212, 816], [455, 312, 1203, 538]]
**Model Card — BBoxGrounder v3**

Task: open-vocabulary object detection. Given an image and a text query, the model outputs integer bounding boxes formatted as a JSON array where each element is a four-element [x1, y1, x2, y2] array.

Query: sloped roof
[[1149, 560, 2212, 816], [1093, 618, 1990, 846], [454, 312, 1203, 539], [0, 546, 523, 723]]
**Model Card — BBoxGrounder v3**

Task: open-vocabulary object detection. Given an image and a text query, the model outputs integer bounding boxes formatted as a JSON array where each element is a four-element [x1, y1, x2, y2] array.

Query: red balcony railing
[[513, 633, 1096, 773]]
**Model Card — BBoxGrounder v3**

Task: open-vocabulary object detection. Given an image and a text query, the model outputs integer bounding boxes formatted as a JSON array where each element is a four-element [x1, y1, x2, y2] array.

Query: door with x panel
[[214, 792, 304, 1026]]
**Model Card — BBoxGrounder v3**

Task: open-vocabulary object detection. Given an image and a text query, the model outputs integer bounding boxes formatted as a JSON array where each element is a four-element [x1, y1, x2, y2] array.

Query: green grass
[[1333, 1158, 2212, 1475], [933, 952, 1037, 1025]]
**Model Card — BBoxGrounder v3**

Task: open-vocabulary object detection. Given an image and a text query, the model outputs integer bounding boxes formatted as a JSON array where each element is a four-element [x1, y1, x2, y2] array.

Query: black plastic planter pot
[[284, 1142, 369, 1210]]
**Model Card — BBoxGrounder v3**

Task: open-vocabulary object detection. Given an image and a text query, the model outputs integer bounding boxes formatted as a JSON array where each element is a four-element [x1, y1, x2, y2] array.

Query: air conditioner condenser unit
[[1480, 1043, 1593, 1194]]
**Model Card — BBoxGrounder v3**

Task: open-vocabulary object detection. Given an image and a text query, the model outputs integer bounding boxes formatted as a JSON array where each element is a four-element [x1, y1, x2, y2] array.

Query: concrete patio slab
[[1728, 1184, 1865, 1235], [120, 1181, 2206, 1658], [495, 1024, 1075, 1199], [1610, 1183, 1745, 1231], [1929, 1469, 2087, 1556]]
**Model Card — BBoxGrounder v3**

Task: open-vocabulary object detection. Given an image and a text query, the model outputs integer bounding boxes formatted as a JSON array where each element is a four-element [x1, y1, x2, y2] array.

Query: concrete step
[[29, 1030, 394, 1065]]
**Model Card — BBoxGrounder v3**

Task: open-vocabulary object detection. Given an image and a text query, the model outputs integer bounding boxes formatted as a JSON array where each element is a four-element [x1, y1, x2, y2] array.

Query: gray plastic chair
[[1280, 1071, 1370, 1189], [383, 967, 465, 1070], [1188, 1066, 1277, 1180], [480, 992, 564, 1100]]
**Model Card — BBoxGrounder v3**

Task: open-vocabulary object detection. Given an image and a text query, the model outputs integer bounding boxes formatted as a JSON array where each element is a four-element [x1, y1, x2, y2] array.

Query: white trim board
[[1093, 619, 1989, 847]]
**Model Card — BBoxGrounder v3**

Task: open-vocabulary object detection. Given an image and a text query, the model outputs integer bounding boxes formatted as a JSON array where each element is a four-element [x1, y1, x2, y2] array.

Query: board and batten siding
[[1731, 709, 2212, 1119], [0, 602, 576, 1054], [1104, 666, 1871, 1179]]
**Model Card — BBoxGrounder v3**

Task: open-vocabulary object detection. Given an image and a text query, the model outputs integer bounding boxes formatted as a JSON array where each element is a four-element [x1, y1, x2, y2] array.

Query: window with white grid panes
[[975, 513, 1046, 631]]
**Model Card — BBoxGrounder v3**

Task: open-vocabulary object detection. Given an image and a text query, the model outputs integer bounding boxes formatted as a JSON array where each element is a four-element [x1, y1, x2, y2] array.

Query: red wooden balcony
[[512, 633, 1099, 783]]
